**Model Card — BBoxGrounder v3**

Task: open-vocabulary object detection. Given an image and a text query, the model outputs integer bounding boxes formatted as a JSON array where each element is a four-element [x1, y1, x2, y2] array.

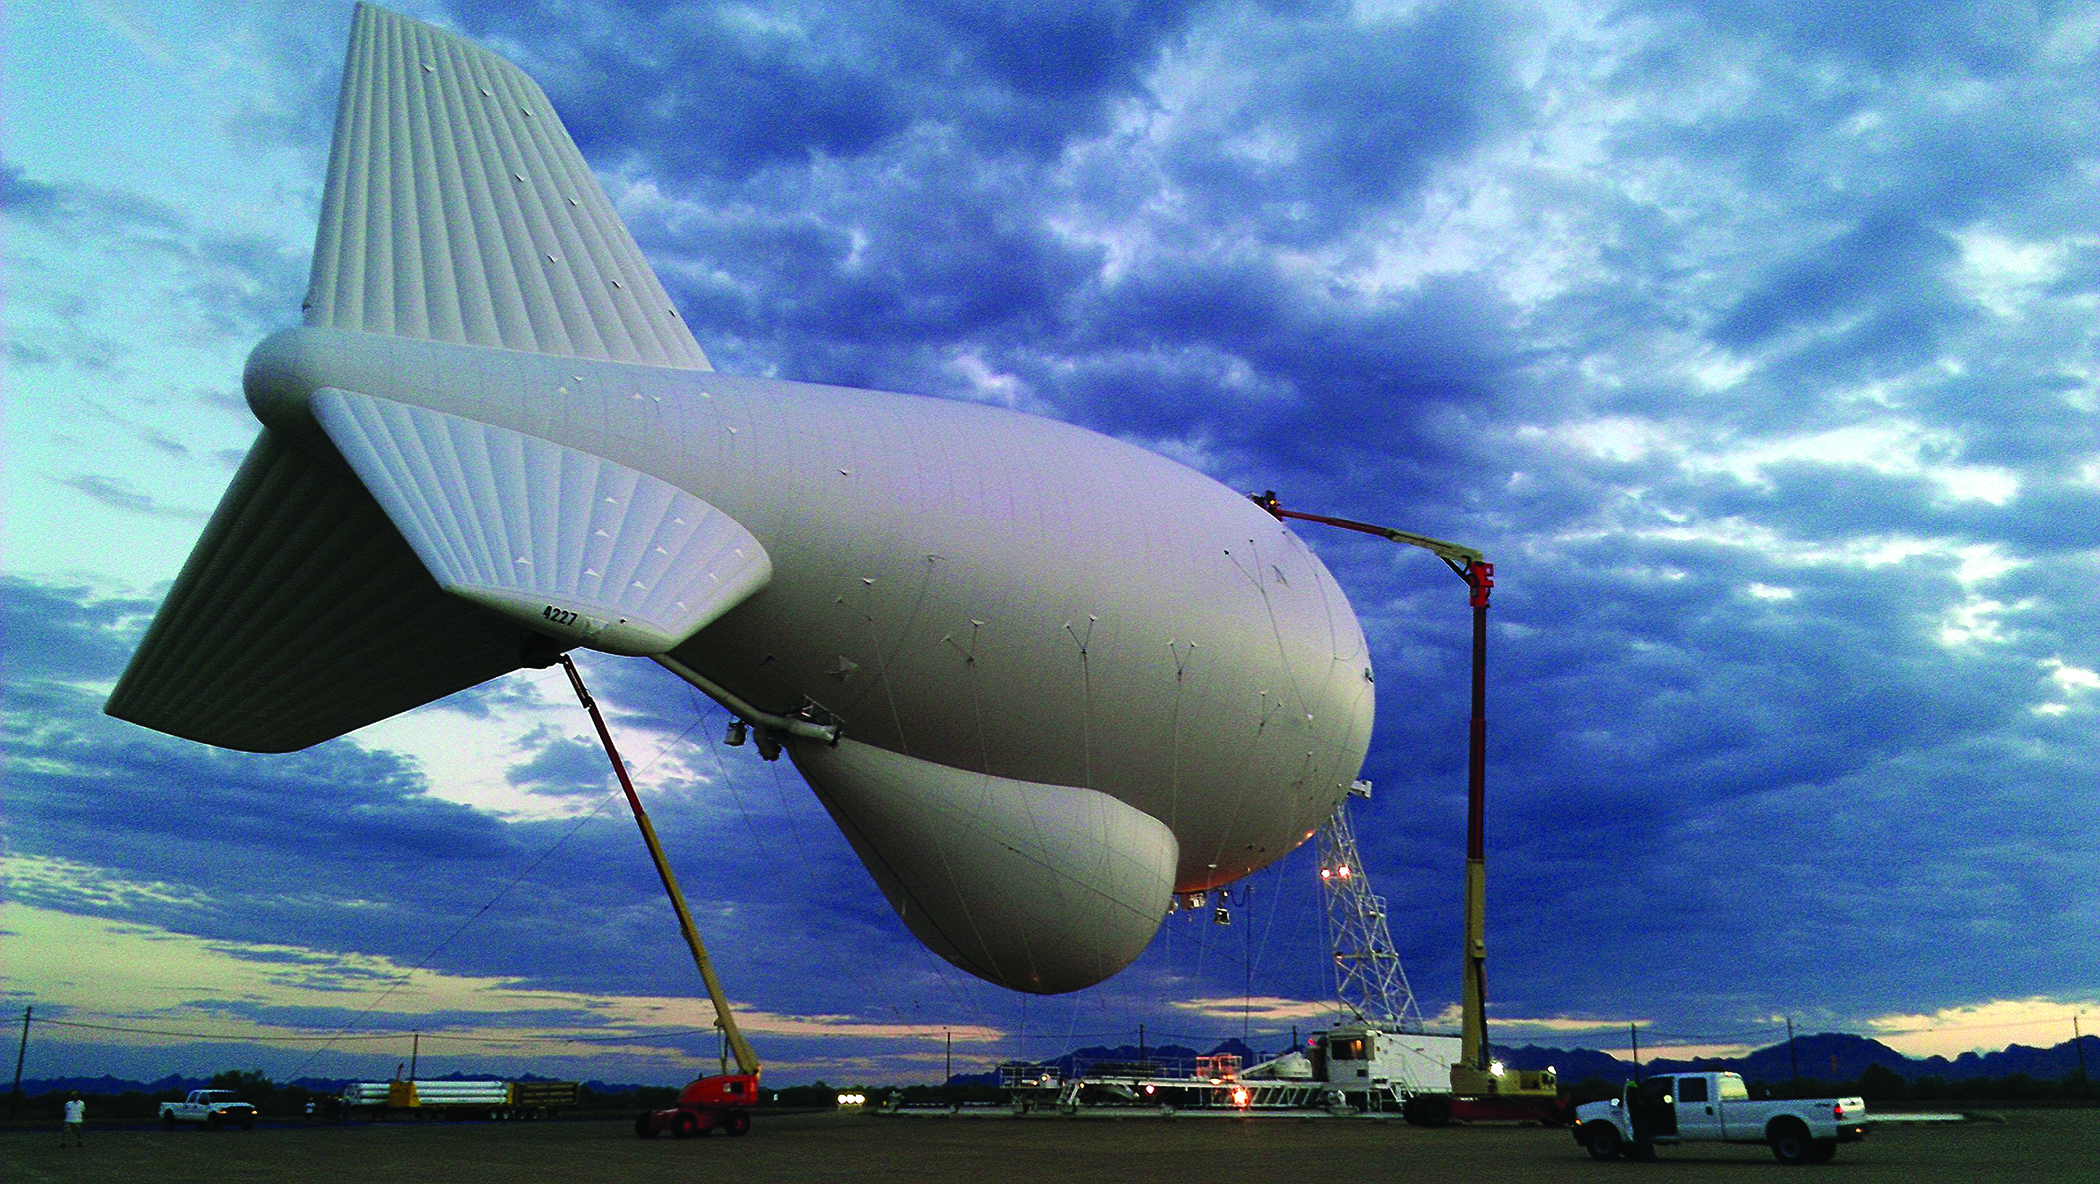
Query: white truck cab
[[1574, 1071, 1866, 1164]]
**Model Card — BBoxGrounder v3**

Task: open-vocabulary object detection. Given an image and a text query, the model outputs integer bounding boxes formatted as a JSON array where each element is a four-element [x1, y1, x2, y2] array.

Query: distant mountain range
[[1493, 1030, 2097, 1084], [952, 1031, 2098, 1088], [15, 1032, 2093, 1097]]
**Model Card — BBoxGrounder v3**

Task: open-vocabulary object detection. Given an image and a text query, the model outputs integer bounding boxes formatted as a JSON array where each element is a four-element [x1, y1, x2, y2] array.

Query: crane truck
[[1415, 543, 1563, 1124], [543, 653, 763, 1141], [1256, 498, 1563, 1127]]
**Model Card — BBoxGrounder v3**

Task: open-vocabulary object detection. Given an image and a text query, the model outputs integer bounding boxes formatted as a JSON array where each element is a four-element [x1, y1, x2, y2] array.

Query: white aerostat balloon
[[106, 4, 1376, 994]]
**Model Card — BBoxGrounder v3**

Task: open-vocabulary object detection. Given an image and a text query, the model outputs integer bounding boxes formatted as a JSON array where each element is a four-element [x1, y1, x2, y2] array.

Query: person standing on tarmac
[[1625, 1079, 1654, 1157], [60, 1092, 85, 1147]]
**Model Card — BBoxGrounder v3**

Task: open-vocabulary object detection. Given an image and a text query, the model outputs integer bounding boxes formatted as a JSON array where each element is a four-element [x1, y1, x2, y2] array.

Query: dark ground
[[3, 1109, 2096, 1182]]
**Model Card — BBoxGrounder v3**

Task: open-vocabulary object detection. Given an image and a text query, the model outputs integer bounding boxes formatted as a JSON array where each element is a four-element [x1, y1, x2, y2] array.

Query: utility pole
[[1243, 900, 1252, 1042], [1787, 1016, 1800, 1089], [410, 1031, 420, 1081], [944, 1028, 952, 1090], [8, 1006, 29, 1118], [1138, 1023, 1146, 1068], [2075, 1015, 2087, 1091], [1630, 1024, 1641, 1079]]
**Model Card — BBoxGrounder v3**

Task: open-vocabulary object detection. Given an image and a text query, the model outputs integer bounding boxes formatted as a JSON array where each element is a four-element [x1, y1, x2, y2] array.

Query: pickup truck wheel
[[634, 1113, 658, 1139], [203, 1114, 219, 1131], [1768, 1120, 1812, 1164], [163, 1113, 177, 1130], [1586, 1122, 1623, 1161]]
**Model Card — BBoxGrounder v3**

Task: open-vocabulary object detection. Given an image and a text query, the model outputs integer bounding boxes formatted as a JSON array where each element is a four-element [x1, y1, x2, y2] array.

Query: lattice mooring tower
[[1316, 791, 1426, 1031]]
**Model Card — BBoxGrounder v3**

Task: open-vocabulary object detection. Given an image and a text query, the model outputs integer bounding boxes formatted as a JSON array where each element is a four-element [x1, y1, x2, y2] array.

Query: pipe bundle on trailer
[[407, 1081, 510, 1103], [342, 1083, 392, 1104], [340, 1080, 567, 1108]]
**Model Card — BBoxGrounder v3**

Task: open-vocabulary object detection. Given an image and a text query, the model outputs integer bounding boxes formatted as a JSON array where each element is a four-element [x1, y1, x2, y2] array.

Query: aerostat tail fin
[[306, 4, 708, 369], [106, 6, 740, 752]]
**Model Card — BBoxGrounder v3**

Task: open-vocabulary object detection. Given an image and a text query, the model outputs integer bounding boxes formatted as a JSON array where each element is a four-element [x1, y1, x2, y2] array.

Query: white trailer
[[1293, 1024, 1463, 1110]]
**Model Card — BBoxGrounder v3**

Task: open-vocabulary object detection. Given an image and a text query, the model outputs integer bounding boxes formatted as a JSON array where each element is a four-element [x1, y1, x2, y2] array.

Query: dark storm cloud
[[1, 578, 939, 1009], [0, 579, 159, 683], [1673, 0, 2053, 75], [1086, 264, 1516, 481], [0, 158, 187, 235], [53, 474, 202, 520], [2, 158, 308, 346], [0, 157, 67, 217], [1501, 543, 2032, 787], [1153, 2, 1524, 244], [359, 0, 1527, 447], [451, 0, 1215, 176], [655, 140, 1104, 366], [505, 726, 615, 796], [1711, 211, 1961, 352], [1350, 531, 2099, 1027]]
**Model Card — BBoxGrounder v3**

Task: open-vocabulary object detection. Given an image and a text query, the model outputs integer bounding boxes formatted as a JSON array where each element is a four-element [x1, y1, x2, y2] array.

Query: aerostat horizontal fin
[[312, 388, 771, 655], [104, 430, 533, 753], [305, 4, 709, 370]]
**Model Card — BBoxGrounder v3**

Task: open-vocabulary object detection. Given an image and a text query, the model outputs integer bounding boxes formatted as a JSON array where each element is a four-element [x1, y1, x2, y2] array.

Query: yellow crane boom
[[557, 654, 761, 1080]]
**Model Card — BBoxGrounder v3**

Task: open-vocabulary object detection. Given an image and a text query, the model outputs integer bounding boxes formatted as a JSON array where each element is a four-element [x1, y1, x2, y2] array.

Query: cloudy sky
[[4, 0, 2096, 1087]]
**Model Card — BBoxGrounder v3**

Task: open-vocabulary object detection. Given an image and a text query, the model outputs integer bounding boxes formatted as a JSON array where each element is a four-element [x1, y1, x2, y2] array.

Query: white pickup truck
[[1574, 1071, 1866, 1164], [159, 1089, 258, 1130]]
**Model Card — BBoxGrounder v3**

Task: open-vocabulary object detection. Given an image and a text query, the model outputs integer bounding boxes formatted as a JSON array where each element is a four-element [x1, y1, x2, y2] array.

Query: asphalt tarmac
[[3, 1108, 2094, 1182]]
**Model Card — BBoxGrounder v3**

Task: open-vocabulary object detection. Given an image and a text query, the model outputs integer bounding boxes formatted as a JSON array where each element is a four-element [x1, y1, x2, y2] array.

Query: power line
[[36, 1018, 407, 1043], [281, 694, 714, 1079]]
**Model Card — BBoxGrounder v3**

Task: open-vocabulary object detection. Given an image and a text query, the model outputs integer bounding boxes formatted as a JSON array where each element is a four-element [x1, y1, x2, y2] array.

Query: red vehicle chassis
[[635, 1073, 758, 1139]]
